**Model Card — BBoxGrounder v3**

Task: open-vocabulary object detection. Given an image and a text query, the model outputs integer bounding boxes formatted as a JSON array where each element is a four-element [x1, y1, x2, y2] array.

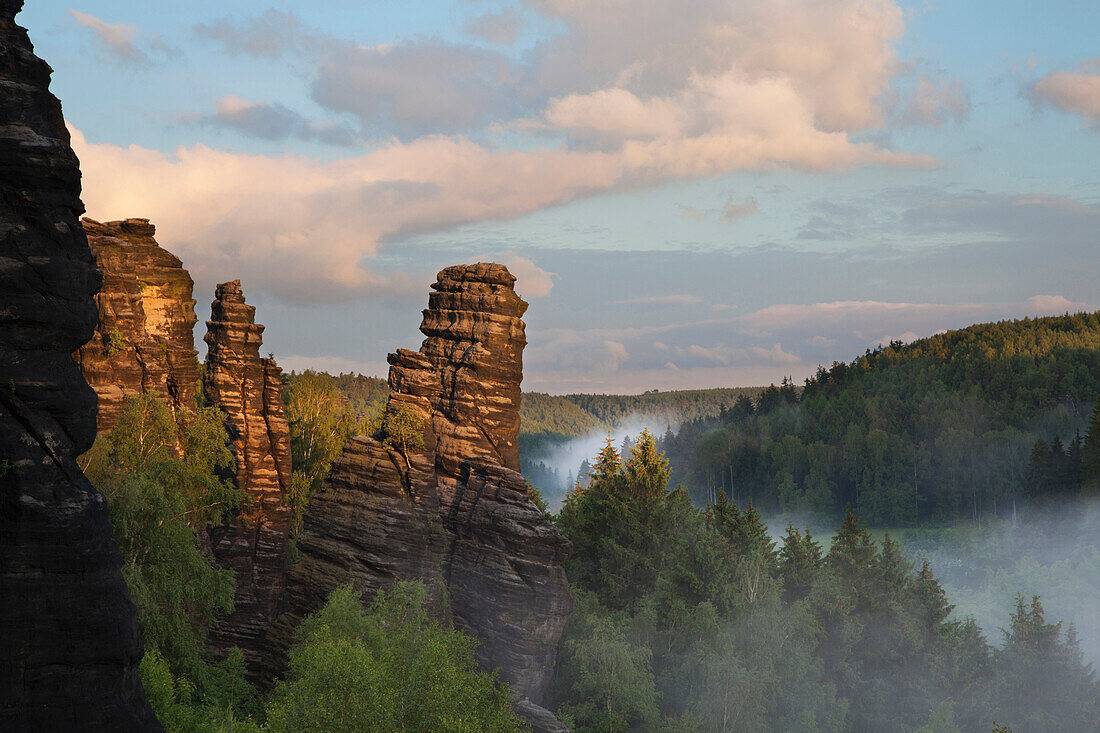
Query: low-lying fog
[[525, 422, 1100, 666]]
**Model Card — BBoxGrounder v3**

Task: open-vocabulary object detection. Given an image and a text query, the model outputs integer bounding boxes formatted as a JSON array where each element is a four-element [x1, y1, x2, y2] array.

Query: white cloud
[[1025, 295, 1093, 314], [69, 10, 151, 64], [1031, 62, 1100, 127], [76, 0, 940, 304], [750, 343, 801, 364], [503, 255, 555, 298]]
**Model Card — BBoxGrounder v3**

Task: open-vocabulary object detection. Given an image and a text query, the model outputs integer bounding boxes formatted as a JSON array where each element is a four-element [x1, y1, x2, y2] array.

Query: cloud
[[72, 107, 923, 303], [1025, 295, 1093, 314], [677, 204, 709, 221], [750, 343, 801, 364], [503, 255, 555, 298], [75, 0, 944, 304], [194, 1, 930, 153], [312, 42, 521, 139], [614, 294, 703, 306], [465, 8, 526, 45], [739, 299, 991, 331], [722, 195, 758, 222], [894, 75, 971, 127], [1030, 61, 1100, 128], [188, 95, 357, 146], [194, 10, 325, 59], [69, 10, 159, 65]]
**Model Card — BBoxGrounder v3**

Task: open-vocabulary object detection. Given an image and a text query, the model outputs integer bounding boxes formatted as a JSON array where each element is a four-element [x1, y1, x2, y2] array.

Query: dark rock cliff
[[74, 217, 200, 430], [266, 264, 572, 728], [0, 2, 160, 729], [203, 280, 294, 679]]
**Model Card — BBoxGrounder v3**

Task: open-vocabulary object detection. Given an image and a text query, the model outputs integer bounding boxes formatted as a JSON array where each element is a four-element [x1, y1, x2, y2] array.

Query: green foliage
[[106, 327, 127, 356], [991, 596, 1100, 732], [140, 648, 260, 733], [526, 481, 550, 518], [379, 404, 426, 469], [84, 393, 253, 725], [266, 583, 526, 733], [559, 432, 698, 612], [283, 371, 370, 534], [662, 312, 1100, 525], [555, 593, 659, 733]]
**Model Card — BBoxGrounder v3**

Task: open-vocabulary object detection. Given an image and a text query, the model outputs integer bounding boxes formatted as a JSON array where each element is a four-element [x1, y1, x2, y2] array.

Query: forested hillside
[[660, 312, 1100, 525], [285, 370, 755, 459]]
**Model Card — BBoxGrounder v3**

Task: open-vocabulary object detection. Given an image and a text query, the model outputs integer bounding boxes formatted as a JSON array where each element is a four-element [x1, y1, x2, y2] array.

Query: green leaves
[[266, 583, 525, 733]]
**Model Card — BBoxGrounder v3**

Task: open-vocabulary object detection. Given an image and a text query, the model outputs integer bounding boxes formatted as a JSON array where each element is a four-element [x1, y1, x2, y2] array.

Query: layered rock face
[[203, 280, 293, 677], [74, 217, 200, 430], [270, 264, 572, 725], [0, 2, 160, 730]]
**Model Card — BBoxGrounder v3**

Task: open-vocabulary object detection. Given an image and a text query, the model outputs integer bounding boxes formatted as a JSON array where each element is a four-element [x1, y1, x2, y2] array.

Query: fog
[[523, 416, 676, 510], [902, 499, 1100, 666]]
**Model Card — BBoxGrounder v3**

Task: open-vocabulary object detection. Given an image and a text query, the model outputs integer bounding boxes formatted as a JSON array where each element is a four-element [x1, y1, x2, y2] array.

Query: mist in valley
[[528, 423, 1100, 670]]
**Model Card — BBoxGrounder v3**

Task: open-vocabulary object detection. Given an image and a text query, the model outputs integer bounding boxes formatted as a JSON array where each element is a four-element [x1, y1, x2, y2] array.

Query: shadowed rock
[[267, 264, 572, 729], [74, 217, 200, 430], [0, 2, 160, 729], [203, 280, 293, 679]]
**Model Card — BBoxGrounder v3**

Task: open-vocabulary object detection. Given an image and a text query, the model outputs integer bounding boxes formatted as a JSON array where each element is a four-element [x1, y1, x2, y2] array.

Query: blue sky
[[22, 1, 1100, 392]]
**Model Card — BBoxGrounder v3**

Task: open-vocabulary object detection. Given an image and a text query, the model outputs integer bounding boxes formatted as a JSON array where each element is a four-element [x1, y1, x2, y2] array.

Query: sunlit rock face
[[0, 2, 160, 729], [267, 264, 572, 727], [73, 217, 200, 430], [203, 280, 293, 679]]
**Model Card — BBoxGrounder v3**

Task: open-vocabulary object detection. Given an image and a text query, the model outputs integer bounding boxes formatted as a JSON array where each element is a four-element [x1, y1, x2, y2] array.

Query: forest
[[77, 312, 1100, 732], [655, 313, 1100, 525]]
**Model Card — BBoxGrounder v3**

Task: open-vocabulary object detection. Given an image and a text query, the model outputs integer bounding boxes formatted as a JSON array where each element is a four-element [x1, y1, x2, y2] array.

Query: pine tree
[[624, 429, 670, 501], [778, 525, 823, 602], [1084, 400, 1100, 486], [826, 508, 877, 587]]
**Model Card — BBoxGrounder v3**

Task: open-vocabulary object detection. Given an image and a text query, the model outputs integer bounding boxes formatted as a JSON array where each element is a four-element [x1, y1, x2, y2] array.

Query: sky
[[23, 1, 1100, 393]]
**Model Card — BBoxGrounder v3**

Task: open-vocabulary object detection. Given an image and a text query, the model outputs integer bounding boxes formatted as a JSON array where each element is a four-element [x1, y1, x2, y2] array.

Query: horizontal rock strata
[[268, 264, 572, 727], [74, 217, 200, 430], [203, 280, 293, 679], [0, 2, 160, 729]]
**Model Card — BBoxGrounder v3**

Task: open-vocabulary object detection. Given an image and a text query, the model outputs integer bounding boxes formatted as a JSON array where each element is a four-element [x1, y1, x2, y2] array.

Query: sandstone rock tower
[[269, 264, 572, 727], [74, 218, 200, 429], [203, 280, 293, 677], [0, 2, 160, 729]]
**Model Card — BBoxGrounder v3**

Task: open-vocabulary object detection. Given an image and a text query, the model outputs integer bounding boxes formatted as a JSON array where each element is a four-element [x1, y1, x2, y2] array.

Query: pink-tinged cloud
[[1031, 62, 1100, 126], [72, 118, 925, 302], [69, 10, 148, 64], [894, 75, 971, 128]]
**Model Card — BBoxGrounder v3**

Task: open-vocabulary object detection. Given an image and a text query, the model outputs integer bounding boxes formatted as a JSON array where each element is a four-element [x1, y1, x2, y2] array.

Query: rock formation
[[268, 264, 572, 728], [203, 280, 293, 678], [74, 218, 200, 430], [0, 2, 160, 730]]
